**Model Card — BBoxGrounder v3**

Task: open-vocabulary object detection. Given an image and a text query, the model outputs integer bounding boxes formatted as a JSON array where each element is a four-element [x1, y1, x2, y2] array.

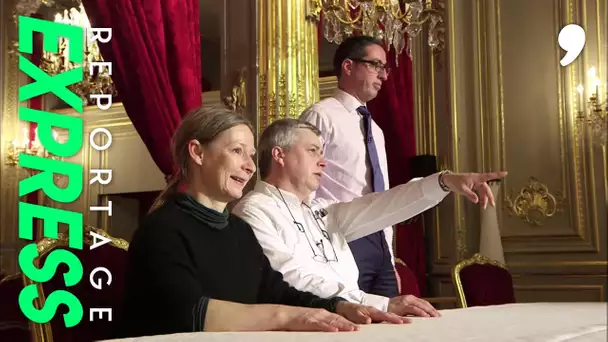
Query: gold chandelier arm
[[308, 0, 323, 21], [406, 9, 442, 25], [389, 4, 409, 21], [329, 2, 363, 26]]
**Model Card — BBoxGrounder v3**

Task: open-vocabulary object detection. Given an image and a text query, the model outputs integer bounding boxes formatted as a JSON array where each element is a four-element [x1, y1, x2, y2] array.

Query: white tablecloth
[[109, 302, 608, 342]]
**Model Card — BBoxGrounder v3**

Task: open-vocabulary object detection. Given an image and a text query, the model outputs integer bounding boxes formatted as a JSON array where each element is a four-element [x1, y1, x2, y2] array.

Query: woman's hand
[[335, 301, 409, 324], [277, 306, 359, 332]]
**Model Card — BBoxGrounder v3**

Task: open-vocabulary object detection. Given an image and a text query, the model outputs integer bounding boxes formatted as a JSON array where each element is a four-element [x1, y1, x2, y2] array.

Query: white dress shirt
[[299, 89, 395, 262], [232, 177, 448, 311]]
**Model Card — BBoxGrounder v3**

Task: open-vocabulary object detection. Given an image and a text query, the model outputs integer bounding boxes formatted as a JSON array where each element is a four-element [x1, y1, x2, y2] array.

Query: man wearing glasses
[[299, 35, 399, 299], [232, 118, 506, 316]]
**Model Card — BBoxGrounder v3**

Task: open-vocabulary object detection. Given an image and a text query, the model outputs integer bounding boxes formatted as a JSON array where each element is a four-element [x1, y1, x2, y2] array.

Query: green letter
[[18, 56, 83, 112], [18, 203, 83, 249], [19, 107, 83, 157], [18, 16, 83, 63], [19, 284, 83, 328], [19, 155, 83, 203], [19, 243, 83, 287]]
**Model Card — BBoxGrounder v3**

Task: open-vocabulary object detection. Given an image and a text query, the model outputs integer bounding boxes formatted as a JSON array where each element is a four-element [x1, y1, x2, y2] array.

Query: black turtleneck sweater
[[120, 193, 344, 338]]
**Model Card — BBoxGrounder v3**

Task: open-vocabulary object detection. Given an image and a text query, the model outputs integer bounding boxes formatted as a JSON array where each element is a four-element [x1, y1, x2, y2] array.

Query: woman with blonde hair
[[120, 107, 403, 338]]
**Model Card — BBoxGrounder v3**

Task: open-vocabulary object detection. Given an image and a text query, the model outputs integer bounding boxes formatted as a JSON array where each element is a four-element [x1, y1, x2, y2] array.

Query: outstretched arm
[[327, 173, 448, 242], [327, 171, 508, 242]]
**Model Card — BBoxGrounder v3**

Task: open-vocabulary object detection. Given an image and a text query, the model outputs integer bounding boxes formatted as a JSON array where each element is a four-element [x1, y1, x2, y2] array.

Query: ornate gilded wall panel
[[494, 0, 606, 258], [513, 274, 607, 302], [417, 0, 606, 300], [257, 0, 320, 133]]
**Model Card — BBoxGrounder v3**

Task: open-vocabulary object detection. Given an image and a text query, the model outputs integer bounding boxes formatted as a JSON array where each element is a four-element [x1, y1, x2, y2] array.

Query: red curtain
[[81, 0, 202, 176], [367, 46, 427, 297]]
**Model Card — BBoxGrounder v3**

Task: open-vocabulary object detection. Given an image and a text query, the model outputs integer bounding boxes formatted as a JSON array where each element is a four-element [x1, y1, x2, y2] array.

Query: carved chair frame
[[22, 226, 128, 342], [451, 253, 509, 308]]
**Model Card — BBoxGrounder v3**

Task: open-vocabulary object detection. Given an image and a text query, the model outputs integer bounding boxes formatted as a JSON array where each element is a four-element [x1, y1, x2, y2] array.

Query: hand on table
[[442, 171, 508, 209], [335, 301, 409, 325], [279, 306, 359, 332], [388, 295, 441, 318]]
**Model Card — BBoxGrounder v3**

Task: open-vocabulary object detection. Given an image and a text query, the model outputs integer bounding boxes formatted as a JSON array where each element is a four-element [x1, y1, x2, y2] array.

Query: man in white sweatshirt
[[233, 119, 506, 316]]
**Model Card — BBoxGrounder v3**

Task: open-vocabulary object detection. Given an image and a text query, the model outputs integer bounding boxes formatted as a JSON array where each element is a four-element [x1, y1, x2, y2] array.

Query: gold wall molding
[[507, 260, 608, 275], [514, 284, 605, 302], [257, 0, 319, 133], [509, 260, 608, 267], [319, 76, 337, 99], [422, 0, 606, 304], [505, 177, 566, 227], [1, 0, 23, 275]]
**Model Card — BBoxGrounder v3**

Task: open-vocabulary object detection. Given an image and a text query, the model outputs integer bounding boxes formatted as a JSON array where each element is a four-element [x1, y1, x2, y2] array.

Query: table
[[108, 302, 608, 341]]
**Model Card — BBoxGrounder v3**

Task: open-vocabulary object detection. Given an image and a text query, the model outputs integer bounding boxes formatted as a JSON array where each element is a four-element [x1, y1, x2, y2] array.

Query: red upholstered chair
[[25, 226, 129, 342], [452, 253, 515, 308], [394, 258, 421, 297], [0, 274, 31, 342]]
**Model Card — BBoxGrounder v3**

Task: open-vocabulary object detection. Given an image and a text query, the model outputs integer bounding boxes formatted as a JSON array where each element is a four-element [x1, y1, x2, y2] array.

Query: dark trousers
[[348, 230, 398, 298]]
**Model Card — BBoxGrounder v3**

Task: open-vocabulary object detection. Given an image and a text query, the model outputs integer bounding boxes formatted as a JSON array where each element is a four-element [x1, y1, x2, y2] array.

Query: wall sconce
[[5, 125, 62, 167], [576, 67, 607, 145]]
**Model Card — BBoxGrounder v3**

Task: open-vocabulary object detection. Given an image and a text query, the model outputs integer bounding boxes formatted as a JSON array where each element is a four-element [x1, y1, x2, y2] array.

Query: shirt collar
[[254, 181, 314, 207], [333, 88, 365, 114]]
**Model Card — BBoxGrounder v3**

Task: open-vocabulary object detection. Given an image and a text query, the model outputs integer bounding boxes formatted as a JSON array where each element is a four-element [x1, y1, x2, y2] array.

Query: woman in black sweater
[[120, 107, 402, 337]]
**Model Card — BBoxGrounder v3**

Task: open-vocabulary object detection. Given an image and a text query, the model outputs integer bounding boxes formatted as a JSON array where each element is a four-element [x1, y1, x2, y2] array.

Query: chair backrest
[[0, 274, 31, 341], [395, 258, 421, 297], [452, 253, 515, 308], [24, 226, 129, 342]]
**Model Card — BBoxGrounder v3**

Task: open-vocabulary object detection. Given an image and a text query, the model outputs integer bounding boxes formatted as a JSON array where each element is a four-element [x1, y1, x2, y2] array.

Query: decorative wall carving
[[223, 68, 246, 113], [505, 177, 565, 226]]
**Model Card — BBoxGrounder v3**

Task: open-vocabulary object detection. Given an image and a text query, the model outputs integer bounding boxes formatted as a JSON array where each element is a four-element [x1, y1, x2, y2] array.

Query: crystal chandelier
[[308, 0, 445, 61], [5, 125, 62, 167], [12, 1, 116, 106], [42, 4, 117, 105], [12, 0, 82, 21], [576, 67, 607, 146]]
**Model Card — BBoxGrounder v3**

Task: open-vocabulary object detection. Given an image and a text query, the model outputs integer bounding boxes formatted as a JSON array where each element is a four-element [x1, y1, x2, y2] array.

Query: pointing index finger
[[481, 171, 508, 182]]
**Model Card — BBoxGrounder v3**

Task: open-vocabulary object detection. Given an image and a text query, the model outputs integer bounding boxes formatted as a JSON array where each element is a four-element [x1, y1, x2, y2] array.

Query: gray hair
[[257, 118, 321, 179]]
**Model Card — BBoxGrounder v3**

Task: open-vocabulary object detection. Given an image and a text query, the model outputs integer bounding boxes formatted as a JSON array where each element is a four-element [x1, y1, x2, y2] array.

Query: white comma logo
[[558, 24, 586, 66]]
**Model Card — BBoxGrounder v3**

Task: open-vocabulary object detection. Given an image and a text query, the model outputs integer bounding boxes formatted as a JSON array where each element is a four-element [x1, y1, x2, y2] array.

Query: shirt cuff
[[362, 293, 390, 312], [421, 172, 450, 200], [328, 297, 348, 313], [192, 296, 210, 332], [309, 296, 347, 313]]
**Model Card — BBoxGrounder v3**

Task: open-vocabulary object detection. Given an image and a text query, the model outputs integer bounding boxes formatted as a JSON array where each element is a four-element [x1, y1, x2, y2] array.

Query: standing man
[[300, 36, 399, 297]]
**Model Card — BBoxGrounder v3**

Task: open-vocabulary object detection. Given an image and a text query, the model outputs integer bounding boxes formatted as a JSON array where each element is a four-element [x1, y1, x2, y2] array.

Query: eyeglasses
[[350, 58, 390, 76], [293, 221, 338, 263], [275, 187, 339, 263]]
